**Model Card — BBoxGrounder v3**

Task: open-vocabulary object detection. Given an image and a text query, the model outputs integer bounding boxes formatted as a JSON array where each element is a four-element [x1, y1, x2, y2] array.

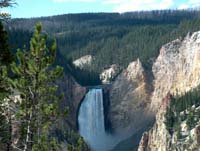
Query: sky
[[2, 0, 200, 18]]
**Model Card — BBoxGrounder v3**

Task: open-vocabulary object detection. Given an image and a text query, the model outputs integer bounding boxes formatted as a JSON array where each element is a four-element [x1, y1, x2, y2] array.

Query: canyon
[[75, 30, 200, 151], [3, 10, 200, 151]]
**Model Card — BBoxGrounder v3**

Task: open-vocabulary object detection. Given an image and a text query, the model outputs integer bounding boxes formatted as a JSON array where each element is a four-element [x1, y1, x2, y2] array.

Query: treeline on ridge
[[6, 9, 200, 86]]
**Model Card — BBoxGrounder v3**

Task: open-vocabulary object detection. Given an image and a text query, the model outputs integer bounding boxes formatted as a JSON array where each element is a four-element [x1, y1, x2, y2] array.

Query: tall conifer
[[11, 23, 63, 151]]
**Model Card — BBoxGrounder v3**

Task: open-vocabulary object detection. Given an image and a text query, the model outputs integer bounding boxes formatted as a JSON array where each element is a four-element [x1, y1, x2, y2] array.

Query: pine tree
[[186, 111, 194, 130], [165, 106, 175, 135], [0, 65, 13, 151], [11, 23, 64, 151], [0, 22, 13, 65], [0, 21, 14, 151]]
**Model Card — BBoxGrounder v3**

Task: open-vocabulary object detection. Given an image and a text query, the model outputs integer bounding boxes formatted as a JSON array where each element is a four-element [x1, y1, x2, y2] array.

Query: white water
[[78, 89, 120, 151], [78, 88, 105, 139]]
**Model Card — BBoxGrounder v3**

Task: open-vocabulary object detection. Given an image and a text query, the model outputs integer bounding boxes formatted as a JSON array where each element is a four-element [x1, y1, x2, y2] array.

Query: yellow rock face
[[138, 31, 200, 151], [151, 31, 200, 111]]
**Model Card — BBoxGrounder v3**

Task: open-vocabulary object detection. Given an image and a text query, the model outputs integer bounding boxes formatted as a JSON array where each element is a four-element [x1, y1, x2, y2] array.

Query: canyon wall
[[151, 32, 200, 111], [58, 74, 86, 130], [108, 59, 154, 137], [138, 31, 200, 151]]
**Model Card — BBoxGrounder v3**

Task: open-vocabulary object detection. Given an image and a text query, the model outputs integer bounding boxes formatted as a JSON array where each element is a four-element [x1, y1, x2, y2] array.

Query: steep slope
[[58, 74, 86, 130], [108, 59, 154, 141], [138, 94, 172, 151], [7, 10, 200, 86], [151, 31, 200, 111], [138, 31, 200, 151], [138, 94, 200, 151]]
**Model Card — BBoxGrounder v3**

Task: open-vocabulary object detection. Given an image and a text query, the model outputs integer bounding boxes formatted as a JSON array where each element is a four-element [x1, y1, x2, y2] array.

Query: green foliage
[[0, 22, 90, 151], [67, 131, 89, 151], [165, 102, 176, 135], [0, 20, 14, 150], [165, 85, 200, 139], [186, 110, 194, 129], [7, 10, 200, 85], [0, 65, 11, 148], [0, 21, 13, 65], [10, 23, 64, 151], [176, 124, 181, 140]]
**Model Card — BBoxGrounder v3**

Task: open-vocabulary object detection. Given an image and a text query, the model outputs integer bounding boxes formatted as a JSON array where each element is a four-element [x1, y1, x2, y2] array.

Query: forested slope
[[6, 10, 200, 85]]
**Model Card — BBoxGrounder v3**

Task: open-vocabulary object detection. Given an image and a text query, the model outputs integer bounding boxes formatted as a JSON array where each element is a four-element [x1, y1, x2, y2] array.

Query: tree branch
[[0, 0, 16, 8]]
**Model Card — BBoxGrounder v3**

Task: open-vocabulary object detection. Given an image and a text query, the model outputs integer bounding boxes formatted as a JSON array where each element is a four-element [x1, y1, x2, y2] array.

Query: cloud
[[178, 4, 190, 9], [102, 0, 126, 4], [53, 0, 95, 3], [178, 0, 200, 10], [102, 0, 174, 13], [103, 0, 200, 13], [52, 0, 200, 12]]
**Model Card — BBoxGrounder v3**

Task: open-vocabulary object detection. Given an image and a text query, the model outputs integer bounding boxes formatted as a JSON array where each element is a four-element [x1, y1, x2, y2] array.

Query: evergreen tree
[[0, 21, 13, 65], [0, 20, 13, 151], [165, 106, 175, 135], [11, 23, 64, 151], [0, 65, 13, 151], [186, 111, 194, 129]]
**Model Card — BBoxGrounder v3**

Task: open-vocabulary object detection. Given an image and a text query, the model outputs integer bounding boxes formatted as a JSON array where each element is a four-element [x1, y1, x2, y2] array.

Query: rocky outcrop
[[151, 31, 200, 111], [109, 59, 154, 135], [100, 64, 119, 84], [138, 94, 171, 151], [138, 31, 200, 151], [73, 55, 92, 69], [138, 96, 200, 151]]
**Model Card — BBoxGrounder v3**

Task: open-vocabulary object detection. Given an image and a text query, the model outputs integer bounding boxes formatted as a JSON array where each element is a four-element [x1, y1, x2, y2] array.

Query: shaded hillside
[[6, 10, 200, 85]]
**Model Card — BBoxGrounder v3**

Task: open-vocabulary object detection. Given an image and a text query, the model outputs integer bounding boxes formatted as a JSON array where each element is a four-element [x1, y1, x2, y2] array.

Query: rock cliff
[[151, 31, 200, 111], [138, 94, 172, 151], [58, 74, 86, 130], [138, 95, 200, 151], [73, 55, 92, 69], [138, 31, 200, 151], [100, 64, 120, 84], [108, 59, 154, 137]]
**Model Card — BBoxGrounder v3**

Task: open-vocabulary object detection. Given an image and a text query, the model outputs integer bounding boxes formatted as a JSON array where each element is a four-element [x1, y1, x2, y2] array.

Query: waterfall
[[78, 89, 106, 150], [78, 88, 122, 151]]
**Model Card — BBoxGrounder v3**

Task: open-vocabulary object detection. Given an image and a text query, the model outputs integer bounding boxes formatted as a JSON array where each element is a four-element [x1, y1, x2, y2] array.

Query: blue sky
[[2, 0, 200, 18]]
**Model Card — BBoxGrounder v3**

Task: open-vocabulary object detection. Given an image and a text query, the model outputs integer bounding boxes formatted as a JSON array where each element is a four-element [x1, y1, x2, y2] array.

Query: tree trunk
[[23, 111, 32, 151]]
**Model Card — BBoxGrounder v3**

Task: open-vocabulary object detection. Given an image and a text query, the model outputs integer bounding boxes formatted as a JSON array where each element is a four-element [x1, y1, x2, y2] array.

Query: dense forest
[[165, 85, 200, 151], [6, 10, 200, 85]]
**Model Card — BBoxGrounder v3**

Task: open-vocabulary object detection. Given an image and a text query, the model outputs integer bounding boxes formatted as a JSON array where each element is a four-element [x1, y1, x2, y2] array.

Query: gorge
[[78, 30, 200, 151], [5, 10, 200, 151]]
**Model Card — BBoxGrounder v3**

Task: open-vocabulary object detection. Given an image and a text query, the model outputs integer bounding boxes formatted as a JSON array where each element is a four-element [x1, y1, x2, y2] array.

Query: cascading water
[[78, 89, 118, 151], [78, 88, 105, 137]]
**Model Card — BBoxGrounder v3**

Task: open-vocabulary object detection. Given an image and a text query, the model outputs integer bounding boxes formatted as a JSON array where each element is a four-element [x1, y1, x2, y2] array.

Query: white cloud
[[178, 4, 190, 9], [52, 0, 200, 12], [178, 0, 200, 10], [102, 0, 126, 4], [53, 0, 95, 3], [188, 0, 200, 7], [103, 0, 200, 13], [104, 0, 174, 13]]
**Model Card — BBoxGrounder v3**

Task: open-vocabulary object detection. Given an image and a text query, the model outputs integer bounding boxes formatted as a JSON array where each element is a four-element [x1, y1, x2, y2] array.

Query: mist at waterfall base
[[78, 89, 123, 151]]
